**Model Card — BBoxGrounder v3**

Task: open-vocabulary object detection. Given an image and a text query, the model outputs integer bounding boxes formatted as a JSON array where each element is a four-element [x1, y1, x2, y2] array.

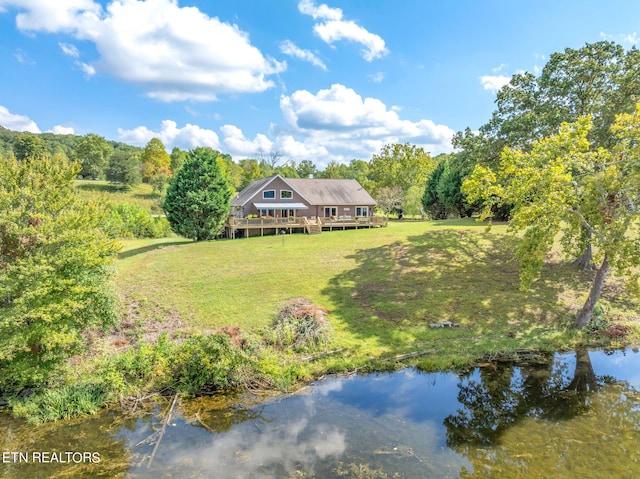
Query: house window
[[356, 207, 369, 217], [280, 190, 293, 199], [260, 209, 275, 217], [263, 190, 275, 199], [324, 207, 337, 218]]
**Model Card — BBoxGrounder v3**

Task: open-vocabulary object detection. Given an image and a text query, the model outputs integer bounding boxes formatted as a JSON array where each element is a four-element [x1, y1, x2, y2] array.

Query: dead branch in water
[[147, 394, 179, 469]]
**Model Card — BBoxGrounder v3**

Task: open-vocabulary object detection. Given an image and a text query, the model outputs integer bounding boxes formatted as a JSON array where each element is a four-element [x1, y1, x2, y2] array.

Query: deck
[[225, 216, 388, 239]]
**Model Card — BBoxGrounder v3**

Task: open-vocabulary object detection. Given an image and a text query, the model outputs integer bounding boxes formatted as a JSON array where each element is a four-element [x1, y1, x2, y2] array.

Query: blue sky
[[0, 0, 638, 167]]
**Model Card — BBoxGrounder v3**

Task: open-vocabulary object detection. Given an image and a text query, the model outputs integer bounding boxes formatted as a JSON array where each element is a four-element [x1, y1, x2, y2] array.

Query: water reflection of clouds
[[321, 369, 461, 424], [314, 377, 345, 396], [138, 405, 346, 478], [591, 349, 640, 388]]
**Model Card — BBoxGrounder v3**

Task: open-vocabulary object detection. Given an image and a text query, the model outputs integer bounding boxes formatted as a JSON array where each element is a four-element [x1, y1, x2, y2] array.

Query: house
[[226, 174, 386, 238]]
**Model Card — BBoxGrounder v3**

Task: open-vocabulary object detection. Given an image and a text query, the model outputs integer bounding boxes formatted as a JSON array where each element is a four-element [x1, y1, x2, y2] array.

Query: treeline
[[0, 126, 444, 218], [433, 40, 640, 221], [2, 40, 637, 224]]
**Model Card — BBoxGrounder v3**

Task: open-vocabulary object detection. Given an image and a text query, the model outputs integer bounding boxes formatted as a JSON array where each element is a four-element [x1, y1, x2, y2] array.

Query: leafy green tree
[[0, 154, 119, 393], [13, 133, 47, 161], [317, 160, 347, 179], [238, 159, 265, 189], [403, 185, 426, 219], [375, 186, 403, 216], [370, 143, 435, 216], [215, 152, 244, 192], [106, 150, 141, 187], [141, 138, 171, 193], [163, 147, 233, 241], [170, 146, 187, 173], [459, 41, 640, 262], [463, 109, 640, 328], [296, 159, 317, 178], [75, 133, 112, 179], [274, 161, 299, 179]]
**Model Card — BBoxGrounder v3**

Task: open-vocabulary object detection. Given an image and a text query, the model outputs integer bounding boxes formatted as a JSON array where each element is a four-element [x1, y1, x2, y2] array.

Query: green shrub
[[97, 334, 174, 394], [103, 201, 171, 238], [11, 383, 111, 424], [171, 333, 247, 395]]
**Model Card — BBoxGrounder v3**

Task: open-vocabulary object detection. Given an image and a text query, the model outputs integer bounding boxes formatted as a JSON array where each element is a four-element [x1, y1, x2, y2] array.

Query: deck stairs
[[303, 217, 322, 235]]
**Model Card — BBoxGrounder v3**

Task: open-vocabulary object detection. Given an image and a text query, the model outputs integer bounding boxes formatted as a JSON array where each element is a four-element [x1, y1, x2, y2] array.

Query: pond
[[1, 348, 639, 478]]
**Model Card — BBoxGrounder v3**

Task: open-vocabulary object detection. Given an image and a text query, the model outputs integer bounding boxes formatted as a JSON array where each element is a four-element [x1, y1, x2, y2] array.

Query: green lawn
[[115, 219, 640, 369], [74, 180, 162, 213]]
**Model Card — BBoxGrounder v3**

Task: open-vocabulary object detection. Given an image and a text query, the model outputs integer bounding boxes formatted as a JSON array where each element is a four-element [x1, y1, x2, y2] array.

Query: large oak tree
[[463, 107, 640, 328]]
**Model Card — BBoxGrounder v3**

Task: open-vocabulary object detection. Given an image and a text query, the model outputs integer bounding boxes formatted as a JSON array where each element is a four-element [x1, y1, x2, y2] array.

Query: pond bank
[[2, 348, 639, 478]]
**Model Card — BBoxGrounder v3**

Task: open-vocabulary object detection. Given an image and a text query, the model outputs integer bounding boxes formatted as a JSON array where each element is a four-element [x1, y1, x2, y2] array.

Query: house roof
[[286, 178, 376, 205], [230, 175, 281, 207], [231, 174, 376, 207]]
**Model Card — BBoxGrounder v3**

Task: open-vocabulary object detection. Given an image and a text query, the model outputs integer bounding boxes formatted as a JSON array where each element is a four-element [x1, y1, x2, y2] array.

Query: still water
[[1, 348, 639, 478]]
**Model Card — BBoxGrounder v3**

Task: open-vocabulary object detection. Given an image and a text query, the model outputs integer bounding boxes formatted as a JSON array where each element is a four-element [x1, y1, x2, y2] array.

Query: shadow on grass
[[118, 240, 191, 259], [76, 182, 127, 193], [133, 192, 159, 201], [322, 228, 594, 344]]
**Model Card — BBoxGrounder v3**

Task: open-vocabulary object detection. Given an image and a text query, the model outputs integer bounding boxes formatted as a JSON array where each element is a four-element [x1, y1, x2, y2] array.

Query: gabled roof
[[286, 178, 376, 205], [231, 174, 376, 207], [230, 175, 283, 207]]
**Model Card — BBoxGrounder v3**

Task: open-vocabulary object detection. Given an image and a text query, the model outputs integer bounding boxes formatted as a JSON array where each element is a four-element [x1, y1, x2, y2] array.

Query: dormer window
[[280, 190, 293, 199], [263, 190, 275, 199]]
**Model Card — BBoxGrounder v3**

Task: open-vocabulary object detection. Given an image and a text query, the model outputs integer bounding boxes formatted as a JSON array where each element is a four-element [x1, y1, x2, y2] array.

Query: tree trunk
[[566, 350, 598, 393], [572, 243, 595, 270], [573, 255, 610, 328], [572, 228, 595, 270]]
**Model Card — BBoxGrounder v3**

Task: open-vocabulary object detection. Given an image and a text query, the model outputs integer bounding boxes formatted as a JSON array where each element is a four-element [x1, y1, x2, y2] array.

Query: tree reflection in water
[[445, 350, 640, 478]]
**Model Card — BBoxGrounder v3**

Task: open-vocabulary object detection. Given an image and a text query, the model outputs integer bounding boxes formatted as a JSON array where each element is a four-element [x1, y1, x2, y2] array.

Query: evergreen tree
[[163, 147, 232, 241]]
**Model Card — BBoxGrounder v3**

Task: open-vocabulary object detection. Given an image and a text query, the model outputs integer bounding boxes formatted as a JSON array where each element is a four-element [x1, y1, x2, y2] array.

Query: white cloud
[[279, 40, 327, 70], [48, 125, 75, 135], [117, 119, 220, 150], [298, 0, 388, 61], [278, 83, 454, 165], [116, 83, 454, 167], [297, 0, 342, 21], [600, 31, 638, 47], [78, 61, 95, 76], [58, 41, 95, 76], [369, 71, 385, 83], [8, 0, 103, 33], [0, 105, 40, 132], [59, 42, 79, 58], [14, 48, 33, 64], [220, 124, 273, 157], [3, 0, 285, 101], [479, 74, 511, 92]]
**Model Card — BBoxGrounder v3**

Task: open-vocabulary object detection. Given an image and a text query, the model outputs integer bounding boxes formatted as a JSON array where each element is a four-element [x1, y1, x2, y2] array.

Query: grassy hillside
[[74, 180, 161, 213], [115, 219, 640, 368]]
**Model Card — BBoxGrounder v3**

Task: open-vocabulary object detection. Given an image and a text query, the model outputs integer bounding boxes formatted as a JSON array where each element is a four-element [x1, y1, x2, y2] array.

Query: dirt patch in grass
[[81, 293, 188, 360]]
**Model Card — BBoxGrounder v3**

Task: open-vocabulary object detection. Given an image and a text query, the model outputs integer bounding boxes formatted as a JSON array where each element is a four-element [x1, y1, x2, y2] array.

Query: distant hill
[[0, 125, 142, 160]]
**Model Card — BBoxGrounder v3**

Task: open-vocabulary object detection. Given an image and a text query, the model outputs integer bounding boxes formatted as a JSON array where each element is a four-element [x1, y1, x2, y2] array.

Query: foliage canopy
[[0, 155, 119, 393], [463, 107, 640, 327]]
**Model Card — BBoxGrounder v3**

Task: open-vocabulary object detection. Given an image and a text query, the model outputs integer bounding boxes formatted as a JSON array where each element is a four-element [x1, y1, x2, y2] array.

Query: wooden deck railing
[[227, 216, 387, 228], [227, 217, 304, 227]]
